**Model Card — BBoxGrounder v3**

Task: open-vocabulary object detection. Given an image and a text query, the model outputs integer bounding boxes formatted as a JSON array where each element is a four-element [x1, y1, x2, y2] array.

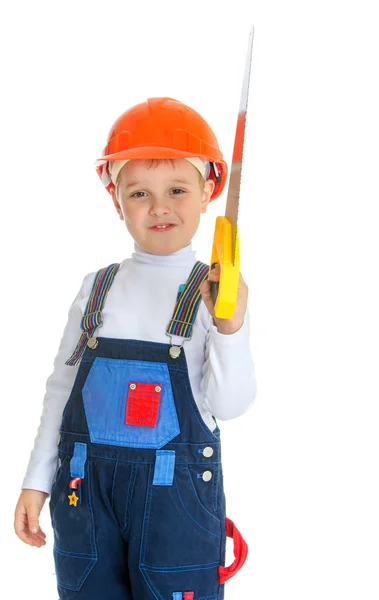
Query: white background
[[1, 1, 379, 598]]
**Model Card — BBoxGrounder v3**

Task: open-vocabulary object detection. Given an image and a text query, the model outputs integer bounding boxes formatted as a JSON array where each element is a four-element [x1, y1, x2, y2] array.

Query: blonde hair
[[143, 158, 205, 190], [111, 158, 207, 193]]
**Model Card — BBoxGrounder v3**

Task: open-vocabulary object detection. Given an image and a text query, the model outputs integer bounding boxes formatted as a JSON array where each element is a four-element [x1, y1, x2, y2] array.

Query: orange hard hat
[[95, 97, 228, 201]]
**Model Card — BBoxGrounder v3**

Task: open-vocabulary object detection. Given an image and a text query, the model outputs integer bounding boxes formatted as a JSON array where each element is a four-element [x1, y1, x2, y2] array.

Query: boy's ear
[[110, 187, 124, 219], [200, 179, 215, 214]]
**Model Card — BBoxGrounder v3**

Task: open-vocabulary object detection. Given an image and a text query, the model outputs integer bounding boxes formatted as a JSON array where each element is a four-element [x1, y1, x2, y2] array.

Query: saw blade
[[225, 27, 254, 263]]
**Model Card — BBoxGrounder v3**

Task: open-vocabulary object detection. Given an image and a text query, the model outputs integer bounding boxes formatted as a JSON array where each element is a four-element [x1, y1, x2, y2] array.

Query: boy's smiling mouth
[[149, 223, 178, 232]]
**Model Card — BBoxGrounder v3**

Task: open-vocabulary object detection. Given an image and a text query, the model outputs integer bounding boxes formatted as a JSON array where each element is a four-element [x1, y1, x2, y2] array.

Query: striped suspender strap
[[65, 263, 120, 366], [166, 260, 209, 339]]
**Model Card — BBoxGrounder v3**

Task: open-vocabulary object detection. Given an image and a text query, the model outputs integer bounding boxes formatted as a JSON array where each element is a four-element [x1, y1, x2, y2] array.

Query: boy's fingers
[[200, 279, 209, 294], [200, 279, 212, 302], [17, 504, 39, 534], [28, 529, 46, 546], [15, 519, 46, 546], [14, 508, 28, 538], [199, 280, 215, 318], [32, 535, 46, 547], [15, 527, 34, 545], [209, 264, 220, 281], [14, 500, 47, 547], [28, 515, 40, 534]]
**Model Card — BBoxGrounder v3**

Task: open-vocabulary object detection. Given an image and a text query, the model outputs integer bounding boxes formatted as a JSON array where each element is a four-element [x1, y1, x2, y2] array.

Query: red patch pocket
[[125, 382, 162, 427]]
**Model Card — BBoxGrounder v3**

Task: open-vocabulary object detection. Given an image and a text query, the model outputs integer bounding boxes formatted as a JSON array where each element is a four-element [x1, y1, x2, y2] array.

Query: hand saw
[[210, 28, 254, 319]]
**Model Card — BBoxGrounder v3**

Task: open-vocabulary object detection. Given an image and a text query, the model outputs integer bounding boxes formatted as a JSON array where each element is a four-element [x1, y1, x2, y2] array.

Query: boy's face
[[110, 159, 215, 255]]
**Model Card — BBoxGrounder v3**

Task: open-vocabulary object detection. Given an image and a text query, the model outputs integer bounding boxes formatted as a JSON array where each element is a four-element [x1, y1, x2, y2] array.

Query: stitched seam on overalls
[[140, 568, 220, 600], [111, 460, 118, 510], [217, 516, 226, 598], [74, 454, 220, 467], [184, 466, 221, 524], [53, 547, 96, 560], [63, 453, 220, 467], [81, 354, 189, 375], [88, 455, 155, 466], [139, 562, 220, 572], [179, 460, 221, 466], [59, 447, 220, 465], [212, 466, 219, 514], [139, 463, 153, 567], [122, 462, 138, 535], [139, 567, 162, 600], [54, 550, 97, 592], [60, 430, 90, 437], [87, 435, 173, 448], [87, 461, 98, 556], [174, 478, 221, 539], [166, 440, 218, 446]]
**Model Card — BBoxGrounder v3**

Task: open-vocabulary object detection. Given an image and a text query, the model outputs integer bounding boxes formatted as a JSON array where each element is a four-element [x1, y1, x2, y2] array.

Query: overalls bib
[[49, 261, 248, 600]]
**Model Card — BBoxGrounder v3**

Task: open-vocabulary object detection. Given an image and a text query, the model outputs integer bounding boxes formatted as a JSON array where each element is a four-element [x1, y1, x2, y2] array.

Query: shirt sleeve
[[21, 272, 95, 495], [200, 307, 257, 420]]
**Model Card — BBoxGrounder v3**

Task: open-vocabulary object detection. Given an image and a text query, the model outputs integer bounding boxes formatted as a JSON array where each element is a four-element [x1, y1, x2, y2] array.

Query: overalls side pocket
[[141, 462, 222, 571], [49, 442, 98, 592]]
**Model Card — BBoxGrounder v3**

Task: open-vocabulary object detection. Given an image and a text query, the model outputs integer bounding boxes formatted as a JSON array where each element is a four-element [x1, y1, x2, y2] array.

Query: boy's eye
[[130, 191, 147, 198], [130, 188, 185, 198]]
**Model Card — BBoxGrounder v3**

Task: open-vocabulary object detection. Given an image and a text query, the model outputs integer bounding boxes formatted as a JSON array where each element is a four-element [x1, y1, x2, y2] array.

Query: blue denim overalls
[[49, 261, 247, 600]]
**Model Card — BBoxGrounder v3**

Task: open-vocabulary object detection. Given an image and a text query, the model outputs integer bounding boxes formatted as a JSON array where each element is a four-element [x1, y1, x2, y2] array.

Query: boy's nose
[[149, 197, 173, 214]]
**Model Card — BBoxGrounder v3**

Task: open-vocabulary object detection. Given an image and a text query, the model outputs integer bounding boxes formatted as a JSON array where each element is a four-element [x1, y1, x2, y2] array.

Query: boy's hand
[[200, 263, 249, 335], [14, 489, 49, 547]]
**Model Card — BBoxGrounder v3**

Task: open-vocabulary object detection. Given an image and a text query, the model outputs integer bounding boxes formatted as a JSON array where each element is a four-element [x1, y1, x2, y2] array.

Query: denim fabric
[[49, 337, 226, 599]]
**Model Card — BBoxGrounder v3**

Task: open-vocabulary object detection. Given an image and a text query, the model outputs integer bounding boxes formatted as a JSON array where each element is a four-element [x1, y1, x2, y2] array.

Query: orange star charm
[[68, 491, 79, 506]]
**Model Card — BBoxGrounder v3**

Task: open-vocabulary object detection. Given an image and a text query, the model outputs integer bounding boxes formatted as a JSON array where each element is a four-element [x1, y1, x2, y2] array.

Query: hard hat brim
[[95, 146, 222, 166]]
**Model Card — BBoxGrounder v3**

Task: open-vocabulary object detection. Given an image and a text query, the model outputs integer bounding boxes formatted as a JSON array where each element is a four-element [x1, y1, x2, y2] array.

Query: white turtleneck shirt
[[21, 241, 257, 494]]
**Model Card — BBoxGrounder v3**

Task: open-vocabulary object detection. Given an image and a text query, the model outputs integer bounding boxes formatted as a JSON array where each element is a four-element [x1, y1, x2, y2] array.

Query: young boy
[[14, 97, 257, 599]]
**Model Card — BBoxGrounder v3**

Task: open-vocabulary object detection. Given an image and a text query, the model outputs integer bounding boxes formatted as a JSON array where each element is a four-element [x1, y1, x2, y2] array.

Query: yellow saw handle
[[209, 216, 240, 319]]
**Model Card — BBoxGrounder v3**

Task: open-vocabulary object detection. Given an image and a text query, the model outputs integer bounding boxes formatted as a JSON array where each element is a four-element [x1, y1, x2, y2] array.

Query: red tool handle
[[218, 517, 249, 584]]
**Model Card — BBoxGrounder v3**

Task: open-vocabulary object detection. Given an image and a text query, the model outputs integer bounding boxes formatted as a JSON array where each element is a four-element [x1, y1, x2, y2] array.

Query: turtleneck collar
[[131, 241, 197, 266]]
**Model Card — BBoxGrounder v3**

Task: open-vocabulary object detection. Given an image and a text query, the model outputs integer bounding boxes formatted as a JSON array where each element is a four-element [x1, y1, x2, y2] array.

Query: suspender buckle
[[166, 319, 194, 340], [166, 320, 194, 359], [80, 310, 104, 331]]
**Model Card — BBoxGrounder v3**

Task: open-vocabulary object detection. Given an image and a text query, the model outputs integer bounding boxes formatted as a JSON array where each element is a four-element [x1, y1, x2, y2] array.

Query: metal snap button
[[87, 337, 98, 349], [155, 385, 161, 392], [202, 446, 214, 458], [129, 383, 136, 390], [169, 345, 181, 359], [202, 470, 212, 482]]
